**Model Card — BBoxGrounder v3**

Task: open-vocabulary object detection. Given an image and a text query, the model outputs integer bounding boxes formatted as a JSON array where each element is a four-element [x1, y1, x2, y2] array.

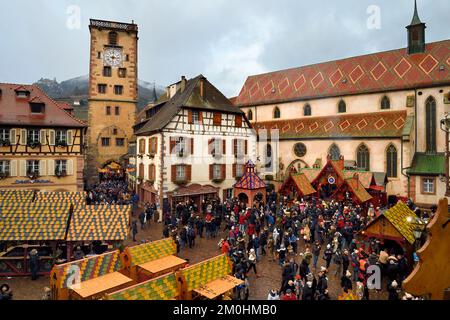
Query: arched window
[[304, 104, 312, 116], [329, 144, 341, 160], [264, 143, 273, 169], [108, 32, 118, 45], [425, 96, 437, 154], [356, 144, 370, 171], [273, 107, 281, 119], [381, 96, 390, 110], [248, 110, 253, 121], [338, 100, 346, 113], [386, 144, 398, 178]]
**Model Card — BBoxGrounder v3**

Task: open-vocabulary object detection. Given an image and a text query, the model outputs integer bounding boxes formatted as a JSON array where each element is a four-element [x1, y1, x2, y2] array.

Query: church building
[[233, 2, 449, 207]]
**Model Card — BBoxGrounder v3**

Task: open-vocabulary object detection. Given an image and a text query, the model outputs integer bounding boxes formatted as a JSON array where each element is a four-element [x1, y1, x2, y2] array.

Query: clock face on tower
[[104, 48, 123, 67]]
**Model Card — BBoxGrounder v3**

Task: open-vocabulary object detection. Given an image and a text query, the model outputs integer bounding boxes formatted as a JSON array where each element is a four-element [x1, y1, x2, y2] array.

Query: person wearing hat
[[282, 288, 297, 300], [317, 268, 328, 297], [267, 289, 280, 300], [0, 284, 12, 301], [388, 280, 399, 300], [277, 243, 287, 266], [340, 270, 353, 293], [29, 249, 40, 281], [323, 244, 333, 269], [73, 246, 85, 261]]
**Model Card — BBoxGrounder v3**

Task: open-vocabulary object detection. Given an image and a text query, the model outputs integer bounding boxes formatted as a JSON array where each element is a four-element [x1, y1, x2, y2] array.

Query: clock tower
[[87, 19, 138, 185]]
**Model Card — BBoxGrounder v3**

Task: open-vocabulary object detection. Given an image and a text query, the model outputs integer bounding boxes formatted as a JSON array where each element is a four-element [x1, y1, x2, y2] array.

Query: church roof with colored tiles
[[235, 40, 450, 107], [234, 160, 266, 190], [107, 273, 179, 300], [253, 110, 407, 139]]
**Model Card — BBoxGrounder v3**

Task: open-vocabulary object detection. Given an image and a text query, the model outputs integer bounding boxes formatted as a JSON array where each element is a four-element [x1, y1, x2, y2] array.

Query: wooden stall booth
[[176, 254, 243, 300], [106, 272, 181, 300], [121, 238, 187, 283], [0, 202, 72, 276], [50, 250, 132, 300], [279, 172, 316, 202]]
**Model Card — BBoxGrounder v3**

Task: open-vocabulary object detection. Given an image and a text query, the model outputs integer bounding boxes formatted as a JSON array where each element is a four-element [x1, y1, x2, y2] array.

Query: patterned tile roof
[[180, 254, 232, 292], [35, 191, 87, 203], [0, 203, 71, 241], [0, 190, 35, 202], [253, 110, 407, 139], [345, 178, 373, 204], [235, 40, 450, 107], [66, 205, 130, 241], [124, 238, 176, 267], [51, 251, 122, 289], [383, 202, 417, 244], [234, 160, 266, 190], [107, 273, 179, 300]]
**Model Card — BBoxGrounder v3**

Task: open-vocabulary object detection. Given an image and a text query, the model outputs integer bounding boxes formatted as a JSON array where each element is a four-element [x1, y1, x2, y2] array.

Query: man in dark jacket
[[340, 270, 353, 293], [323, 244, 333, 269], [342, 249, 350, 276], [316, 267, 328, 296], [312, 241, 321, 270], [29, 249, 40, 280]]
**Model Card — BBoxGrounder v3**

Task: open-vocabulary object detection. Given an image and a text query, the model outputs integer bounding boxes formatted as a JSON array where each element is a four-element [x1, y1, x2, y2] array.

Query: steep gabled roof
[[345, 177, 373, 203], [0, 83, 86, 127], [135, 75, 244, 135]]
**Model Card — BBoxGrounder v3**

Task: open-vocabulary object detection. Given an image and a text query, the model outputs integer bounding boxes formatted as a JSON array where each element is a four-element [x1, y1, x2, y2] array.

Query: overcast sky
[[0, 0, 449, 97]]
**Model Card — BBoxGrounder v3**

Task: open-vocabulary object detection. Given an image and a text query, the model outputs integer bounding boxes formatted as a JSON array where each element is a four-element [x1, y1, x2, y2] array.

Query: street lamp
[[440, 113, 450, 196], [407, 215, 427, 250]]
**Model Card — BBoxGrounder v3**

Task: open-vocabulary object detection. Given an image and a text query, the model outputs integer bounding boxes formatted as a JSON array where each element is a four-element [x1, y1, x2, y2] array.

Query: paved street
[[0, 217, 388, 300]]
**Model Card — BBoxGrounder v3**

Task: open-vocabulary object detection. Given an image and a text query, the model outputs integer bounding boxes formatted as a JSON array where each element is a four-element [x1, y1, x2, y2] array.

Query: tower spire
[[410, 0, 423, 25]]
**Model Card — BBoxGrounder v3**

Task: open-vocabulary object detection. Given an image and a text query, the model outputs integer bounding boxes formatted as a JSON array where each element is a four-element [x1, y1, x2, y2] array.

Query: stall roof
[[66, 205, 130, 241], [234, 160, 266, 190], [125, 238, 176, 267], [282, 173, 316, 196], [107, 273, 179, 300], [345, 178, 373, 204], [0, 203, 71, 241]]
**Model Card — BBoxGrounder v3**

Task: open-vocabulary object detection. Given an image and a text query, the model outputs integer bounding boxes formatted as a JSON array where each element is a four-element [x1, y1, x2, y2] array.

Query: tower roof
[[409, 0, 423, 26]]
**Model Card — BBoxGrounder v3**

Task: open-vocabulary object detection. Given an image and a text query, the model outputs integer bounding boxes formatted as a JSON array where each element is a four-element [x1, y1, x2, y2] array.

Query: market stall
[[121, 238, 186, 282], [279, 172, 316, 201], [106, 273, 180, 300], [176, 254, 243, 300], [50, 250, 130, 300], [233, 160, 266, 205]]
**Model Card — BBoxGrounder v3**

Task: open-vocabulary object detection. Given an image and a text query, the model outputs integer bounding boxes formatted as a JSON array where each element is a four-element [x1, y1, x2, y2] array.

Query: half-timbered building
[[134, 75, 256, 211], [0, 83, 87, 192]]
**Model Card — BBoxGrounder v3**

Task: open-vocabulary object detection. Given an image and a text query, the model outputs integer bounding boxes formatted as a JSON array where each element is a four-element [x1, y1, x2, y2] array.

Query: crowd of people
[[153, 191, 426, 300], [86, 179, 136, 205]]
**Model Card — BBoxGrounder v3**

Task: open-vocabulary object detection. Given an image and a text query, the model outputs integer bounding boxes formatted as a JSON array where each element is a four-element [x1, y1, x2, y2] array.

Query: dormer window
[[30, 103, 45, 114], [16, 90, 30, 98]]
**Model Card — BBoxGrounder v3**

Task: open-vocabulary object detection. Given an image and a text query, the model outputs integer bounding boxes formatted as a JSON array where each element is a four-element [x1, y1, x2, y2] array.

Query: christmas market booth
[[233, 160, 266, 205], [50, 250, 132, 300], [107, 272, 180, 300], [176, 254, 243, 300], [121, 238, 187, 282], [279, 172, 316, 202], [363, 201, 418, 258], [0, 191, 131, 277], [403, 198, 450, 300], [297, 155, 384, 208], [0, 202, 72, 277], [168, 184, 219, 214]]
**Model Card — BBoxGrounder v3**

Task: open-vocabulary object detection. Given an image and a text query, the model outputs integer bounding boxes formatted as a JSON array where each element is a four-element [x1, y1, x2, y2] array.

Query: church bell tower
[[406, 0, 426, 54]]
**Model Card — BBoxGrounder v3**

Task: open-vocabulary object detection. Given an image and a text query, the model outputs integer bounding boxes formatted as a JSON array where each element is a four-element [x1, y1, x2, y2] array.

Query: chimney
[[180, 76, 187, 93]]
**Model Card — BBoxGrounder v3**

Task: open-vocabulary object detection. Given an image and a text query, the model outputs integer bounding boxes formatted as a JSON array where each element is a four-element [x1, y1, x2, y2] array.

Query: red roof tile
[[253, 110, 406, 139], [0, 83, 85, 127], [235, 40, 450, 106]]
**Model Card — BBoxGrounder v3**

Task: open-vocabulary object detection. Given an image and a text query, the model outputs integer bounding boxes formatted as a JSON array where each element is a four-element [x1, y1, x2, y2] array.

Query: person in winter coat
[[131, 220, 138, 242], [340, 270, 353, 293], [302, 281, 315, 301], [282, 289, 297, 300], [388, 280, 400, 300], [29, 249, 40, 281], [267, 289, 280, 300], [342, 249, 350, 276], [312, 241, 321, 270], [316, 267, 328, 295], [299, 259, 309, 280], [323, 244, 333, 269]]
